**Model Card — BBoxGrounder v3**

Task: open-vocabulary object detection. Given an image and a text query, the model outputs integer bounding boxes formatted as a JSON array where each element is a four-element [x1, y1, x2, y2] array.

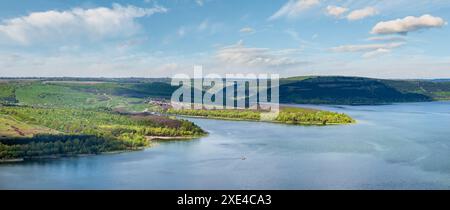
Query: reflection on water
[[1, 102, 450, 189]]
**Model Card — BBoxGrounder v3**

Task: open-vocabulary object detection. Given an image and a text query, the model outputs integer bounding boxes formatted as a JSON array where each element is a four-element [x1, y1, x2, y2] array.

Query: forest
[[0, 105, 205, 160]]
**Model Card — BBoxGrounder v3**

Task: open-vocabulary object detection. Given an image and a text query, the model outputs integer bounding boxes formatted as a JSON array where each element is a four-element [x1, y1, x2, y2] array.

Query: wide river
[[1, 102, 450, 189]]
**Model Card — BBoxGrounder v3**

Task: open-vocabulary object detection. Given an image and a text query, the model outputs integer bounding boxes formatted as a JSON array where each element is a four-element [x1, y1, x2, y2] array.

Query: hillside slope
[[1, 76, 450, 106], [279, 77, 435, 105]]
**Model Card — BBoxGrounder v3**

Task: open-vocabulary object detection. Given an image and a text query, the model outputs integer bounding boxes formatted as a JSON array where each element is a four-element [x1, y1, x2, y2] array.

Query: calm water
[[1, 102, 450, 189]]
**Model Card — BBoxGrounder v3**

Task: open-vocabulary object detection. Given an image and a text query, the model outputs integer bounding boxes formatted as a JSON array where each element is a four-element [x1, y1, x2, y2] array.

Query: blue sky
[[0, 0, 449, 78]]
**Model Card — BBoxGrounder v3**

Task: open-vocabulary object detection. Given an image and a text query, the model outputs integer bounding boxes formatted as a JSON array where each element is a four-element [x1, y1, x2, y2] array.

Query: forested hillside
[[279, 77, 438, 105], [2, 76, 450, 106]]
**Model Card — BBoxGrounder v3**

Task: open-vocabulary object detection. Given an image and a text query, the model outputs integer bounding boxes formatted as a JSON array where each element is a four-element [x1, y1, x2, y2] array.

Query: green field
[[429, 91, 450, 100], [0, 83, 17, 104], [0, 115, 59, 139], [13, 82, 158, 112]]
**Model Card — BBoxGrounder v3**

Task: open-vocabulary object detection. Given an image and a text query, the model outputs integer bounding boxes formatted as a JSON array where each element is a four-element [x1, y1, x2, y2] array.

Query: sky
[[0, 0, 449, 79]]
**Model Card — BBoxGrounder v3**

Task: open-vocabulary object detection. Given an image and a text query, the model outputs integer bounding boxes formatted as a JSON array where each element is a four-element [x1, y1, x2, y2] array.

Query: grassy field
[[433, 91, 450, 100], [10, 82, 157, 112], [0, 115, 59, 139], [0, 106, 205, 139], [0, 83, 17, 104]]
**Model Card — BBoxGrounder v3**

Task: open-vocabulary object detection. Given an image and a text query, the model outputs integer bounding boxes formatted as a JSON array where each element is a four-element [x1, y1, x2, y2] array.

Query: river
[[1, 102, 450, 189]]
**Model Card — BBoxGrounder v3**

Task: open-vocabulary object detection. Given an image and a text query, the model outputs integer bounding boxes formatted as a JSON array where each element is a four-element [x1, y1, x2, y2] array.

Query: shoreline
[[0, 158, 24, 163], [0, 149, 144, 164], [0, 135, 206, 163], [146, 135, 202, 141]]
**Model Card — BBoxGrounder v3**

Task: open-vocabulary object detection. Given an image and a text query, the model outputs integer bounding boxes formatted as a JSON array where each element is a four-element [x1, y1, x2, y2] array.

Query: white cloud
[[362, 48, 391, 58], [326, 5, 348, 18], [0, 4, 167, 45], [331, 42, 404, 53], [0, 50, 191, 78], [331, 42, 404, 58], [371, 14, 446, 35], [216, 40, 304, 67], [269, 0, 320, 20], [366, 36, 406, 42], [239, 27, 254, 33], [347, 7, 378, 21]]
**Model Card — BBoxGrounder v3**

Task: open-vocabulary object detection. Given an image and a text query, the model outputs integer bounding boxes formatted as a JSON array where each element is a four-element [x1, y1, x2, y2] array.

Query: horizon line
[[1, 76, 449, 81]]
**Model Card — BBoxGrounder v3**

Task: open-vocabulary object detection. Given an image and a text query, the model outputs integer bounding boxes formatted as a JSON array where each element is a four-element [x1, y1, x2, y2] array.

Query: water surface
[[1, 102, 450, 189]]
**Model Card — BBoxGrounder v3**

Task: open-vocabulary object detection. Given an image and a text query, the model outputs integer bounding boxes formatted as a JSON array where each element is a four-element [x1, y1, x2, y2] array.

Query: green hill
[[279, 76, 437, 105], [1, 76, 450, 106]]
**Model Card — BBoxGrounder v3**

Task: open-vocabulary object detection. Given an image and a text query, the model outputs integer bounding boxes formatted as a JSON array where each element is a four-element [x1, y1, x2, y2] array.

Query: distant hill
[[280, 76, 450, 105], [431, 79, 450, 83], [1, 76, 450, 105]]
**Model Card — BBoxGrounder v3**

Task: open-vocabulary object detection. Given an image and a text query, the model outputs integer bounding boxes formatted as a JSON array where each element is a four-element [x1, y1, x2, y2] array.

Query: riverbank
[[146, 135, 204, 141], [0, 134, 209, 163], [0, 158, 24, 163], [0, 148, 150, 163]]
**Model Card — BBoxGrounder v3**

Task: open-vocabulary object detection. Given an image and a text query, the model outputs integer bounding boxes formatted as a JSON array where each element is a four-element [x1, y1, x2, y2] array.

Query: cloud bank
[[216, 41, 303, 67], [331, 42, 405, 53], [0, 4, 167, 45], [362, 48, 391, 58], [331, 42, 405, 58], [366, 36, 406, 42]]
